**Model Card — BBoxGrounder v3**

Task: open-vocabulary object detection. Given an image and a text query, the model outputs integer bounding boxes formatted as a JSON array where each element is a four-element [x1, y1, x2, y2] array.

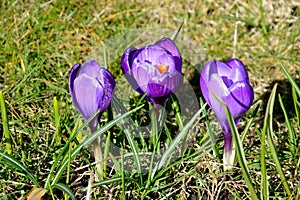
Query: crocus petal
[[134, 45, 174, 67], [224, 131, 232, 153], [80, 60, 103, 78], [155, 38, 182, 71], [200, 60, 221, 82], [131, 45, 176, 89], [207, 74, 229, 122], [215, 61, 231, 78], [199, 75, 210, 105], [219, 117, 241, 137], [120, 47, 144, 94], [132, 62, 155, 92], [120, 47, 137, 74], [200, 60, 218, 107], [69, 63, 81, 98], [199, 58, 254, 171], [97, 70, 116, 112], [157, 53, 176, 72], [97, 69, 116, 92], [73, 74, 104, 129], [147, 96, 169, 106], [146, 71, 183, 105], [147, 71, 183, 98], [225, 58, 249, 80], [79, 60, 116, 115], [155, 38, 181, 58], [121, 37, 183, 106], [224, 81, 254, 119], [226, 65, 245, 83]]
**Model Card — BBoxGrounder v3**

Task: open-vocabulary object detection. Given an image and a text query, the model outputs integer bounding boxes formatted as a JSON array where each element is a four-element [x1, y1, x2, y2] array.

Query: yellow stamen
[[157, 64, 168, 74]]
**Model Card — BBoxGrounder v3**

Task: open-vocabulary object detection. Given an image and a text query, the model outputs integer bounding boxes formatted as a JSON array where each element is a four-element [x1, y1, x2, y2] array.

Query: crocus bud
[[200, 58, 254, 165], [121, 38, 183, 106], [69, 60, 115, 132]]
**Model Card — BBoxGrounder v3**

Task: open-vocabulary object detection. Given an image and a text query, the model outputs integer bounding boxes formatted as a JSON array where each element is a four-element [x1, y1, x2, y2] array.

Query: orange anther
[[157, 64, 168, 74]]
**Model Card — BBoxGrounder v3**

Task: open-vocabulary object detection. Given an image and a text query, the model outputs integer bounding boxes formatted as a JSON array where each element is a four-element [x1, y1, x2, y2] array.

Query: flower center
[[157, 64, 168, 74]]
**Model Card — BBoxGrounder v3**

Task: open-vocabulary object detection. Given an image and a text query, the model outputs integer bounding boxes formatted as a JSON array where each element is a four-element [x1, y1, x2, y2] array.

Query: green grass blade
[[51, 104, 143, 185], [296, 182, 300, 200], [257, 125, 268, 200], [81, 177, 127, 192], [145, 170, 195, 197], [151, 104, 207, 179], [261, 127, 268, 200], [265, 84, 291, 196], [150, 105, 159, 151], [53, 97, 61, 145], [211, 92, 259, 200], [280, 63, 300, 97], [154, 139, 212, 180], [44, 109, 101, 188], [163, 123, 173, 144], [171, 96, 183, 131], [0, 91, 12, 155], [171, 97, 187, 153], [10, 57, 47, 93], [121, 148, 125, 200], [66, 143, 72, 190], [109, 152, 121, 173], [171, 20, 184, 41], [258, 0, 269, 39], [103, 131, 111, 179], [200, 97, 220, 158], [241, 104, 260, 143], [292, 84, 300, 125], [52, 183, 76, 200], [145, 145, 157, 189], [111, 96, 143, 185], [278, 94, 295, 153], [0, 150, 39, 187], [82, 177, 137, 193], [224, 107, 258, 200], [260, 85, 278, 200]]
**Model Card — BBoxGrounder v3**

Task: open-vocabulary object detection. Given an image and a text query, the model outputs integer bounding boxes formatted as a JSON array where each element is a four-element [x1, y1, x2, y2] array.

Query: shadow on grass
[[260, 78, 300, 126]]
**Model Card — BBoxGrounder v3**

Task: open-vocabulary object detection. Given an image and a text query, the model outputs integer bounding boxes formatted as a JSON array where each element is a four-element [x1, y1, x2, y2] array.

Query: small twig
[[86, 170, 94, 200]]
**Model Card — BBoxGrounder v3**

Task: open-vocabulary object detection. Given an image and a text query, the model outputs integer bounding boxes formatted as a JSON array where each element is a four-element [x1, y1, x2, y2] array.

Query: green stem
[[151, 104, 165, 152]]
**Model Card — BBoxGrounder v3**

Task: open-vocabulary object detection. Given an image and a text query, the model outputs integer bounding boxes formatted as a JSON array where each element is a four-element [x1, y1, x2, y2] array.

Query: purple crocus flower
[[200, 58, 254, 162], [69, 60, 115, 132], [121, 38, 183, 106]]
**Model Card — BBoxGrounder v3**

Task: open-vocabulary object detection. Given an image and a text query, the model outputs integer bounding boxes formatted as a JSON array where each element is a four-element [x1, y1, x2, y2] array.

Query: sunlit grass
[[0, 0, 299, 199]]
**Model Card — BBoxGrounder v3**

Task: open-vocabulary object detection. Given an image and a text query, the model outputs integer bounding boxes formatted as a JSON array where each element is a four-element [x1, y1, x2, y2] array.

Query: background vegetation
[[0, 0, 299, 199]]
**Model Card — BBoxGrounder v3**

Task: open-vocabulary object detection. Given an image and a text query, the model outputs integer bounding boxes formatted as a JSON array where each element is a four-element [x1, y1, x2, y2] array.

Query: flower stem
[[223, 131, 236, 171], [150, 106, 159, 151], [150, 103, 166, 151], [93, 138, 103, 180]]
